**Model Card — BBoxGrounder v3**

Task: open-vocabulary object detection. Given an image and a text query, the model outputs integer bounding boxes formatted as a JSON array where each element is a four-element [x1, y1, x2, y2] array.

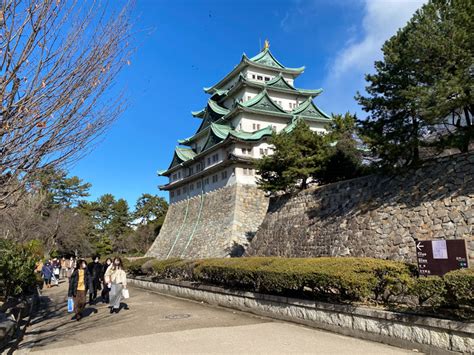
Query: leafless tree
[[0, 0, 131, 209], [0, 188, 93, 255]]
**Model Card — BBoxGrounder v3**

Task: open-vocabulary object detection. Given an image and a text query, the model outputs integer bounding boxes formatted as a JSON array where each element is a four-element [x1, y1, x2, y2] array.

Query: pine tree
[[256, 120, 328, 192], [357, 0, 473, 168]]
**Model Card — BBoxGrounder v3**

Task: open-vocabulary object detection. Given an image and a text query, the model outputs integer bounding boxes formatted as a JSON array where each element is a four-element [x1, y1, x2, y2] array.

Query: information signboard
[[416, 239, 469, 276]]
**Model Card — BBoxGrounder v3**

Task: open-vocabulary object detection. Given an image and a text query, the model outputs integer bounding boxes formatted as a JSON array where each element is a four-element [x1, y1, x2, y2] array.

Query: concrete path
[[16, 281, 415, 354]]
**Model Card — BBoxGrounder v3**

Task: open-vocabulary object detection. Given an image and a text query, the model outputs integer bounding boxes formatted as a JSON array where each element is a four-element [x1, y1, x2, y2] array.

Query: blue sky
[[69, 0, 425, 209]]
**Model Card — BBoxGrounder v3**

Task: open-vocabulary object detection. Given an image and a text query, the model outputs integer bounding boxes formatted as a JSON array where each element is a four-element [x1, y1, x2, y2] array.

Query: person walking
[[52, 258, 60, 285], [41, 260, 53, 288], [87, 255, 103, 305], [105, 257, 127, 314], [68, 259, 92, 321], [101, 258, 113, 304], [67, 257, 76, 279], [60, 257, 67, 279]]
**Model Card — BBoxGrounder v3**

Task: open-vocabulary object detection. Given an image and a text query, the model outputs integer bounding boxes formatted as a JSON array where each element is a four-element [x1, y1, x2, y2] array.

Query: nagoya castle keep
[[147, 41, 332, 259]]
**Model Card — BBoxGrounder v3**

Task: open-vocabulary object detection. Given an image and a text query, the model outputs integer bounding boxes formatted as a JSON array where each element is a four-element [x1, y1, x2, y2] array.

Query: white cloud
[[319, 0, 426, 116], [330, 0, 425, 79]]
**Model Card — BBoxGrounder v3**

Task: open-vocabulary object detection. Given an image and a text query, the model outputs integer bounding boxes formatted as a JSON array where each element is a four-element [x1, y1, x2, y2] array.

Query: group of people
[[67, 256, 128, 321], [37, 257, 69, 288], [39, 255, 128, 321]]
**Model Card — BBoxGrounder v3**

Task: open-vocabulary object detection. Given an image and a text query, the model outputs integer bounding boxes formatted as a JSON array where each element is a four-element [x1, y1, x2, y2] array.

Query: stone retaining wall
[[246, 152, 474, 263], [146, 184, 268, 259], [129, 277, 474, 354]]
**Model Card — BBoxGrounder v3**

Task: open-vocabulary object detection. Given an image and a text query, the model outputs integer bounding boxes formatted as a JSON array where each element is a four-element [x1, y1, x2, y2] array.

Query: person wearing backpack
[[68, 259, 92, 321]]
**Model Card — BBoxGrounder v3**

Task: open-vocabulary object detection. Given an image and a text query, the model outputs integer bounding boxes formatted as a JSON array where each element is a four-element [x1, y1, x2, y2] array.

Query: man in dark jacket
[[87, 255, 103, 305], [68, 259, 92, 321]]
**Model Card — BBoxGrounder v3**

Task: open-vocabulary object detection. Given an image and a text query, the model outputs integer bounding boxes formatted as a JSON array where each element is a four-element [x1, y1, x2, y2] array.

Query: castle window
[[212, 153, 219, 163], [207, 157, 211, 166], [190, 183, 194, 191], [247, 96, 251, 101], [178, 171, 181, 179], [177, 189, 181, 196], [170, 191, 175, 198], [196, 181, 202, 188], [252, 123, 261, 130], [172, 173, 177, 181], [264, 76, 270, 81], [257, 75, 263, 80], [221, 170, 228, 180], [212, 174, 218, 183], [183, 186, 187, 193], [204, 178, 209, 185]]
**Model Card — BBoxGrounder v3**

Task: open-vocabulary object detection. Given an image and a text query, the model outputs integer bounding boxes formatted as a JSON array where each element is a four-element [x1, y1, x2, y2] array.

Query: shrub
[[193, 257, 414, 303], [444, 268, 474, 307], [125, 255, 472, 312], [411, 276, 446, 307], [125, 257, 153, 276], [0, 239, 38, 299]]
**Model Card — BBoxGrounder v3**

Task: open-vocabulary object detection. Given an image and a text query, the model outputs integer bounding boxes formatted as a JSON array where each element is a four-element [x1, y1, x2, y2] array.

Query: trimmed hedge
[[125, 256, 473, 314], [444, 268, 474, 307]]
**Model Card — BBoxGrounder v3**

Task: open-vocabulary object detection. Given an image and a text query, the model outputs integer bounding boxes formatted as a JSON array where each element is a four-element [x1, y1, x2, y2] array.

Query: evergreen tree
[[356, 0, 473, 167], [256, 120, 328, 192], [35, 168, 91, 208], [134, 194, 168, 225], [320, 113, 365, 183]]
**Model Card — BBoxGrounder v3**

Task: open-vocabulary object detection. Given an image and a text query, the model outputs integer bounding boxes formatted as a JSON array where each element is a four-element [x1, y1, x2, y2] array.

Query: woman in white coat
[[105, 257, 127, 314]]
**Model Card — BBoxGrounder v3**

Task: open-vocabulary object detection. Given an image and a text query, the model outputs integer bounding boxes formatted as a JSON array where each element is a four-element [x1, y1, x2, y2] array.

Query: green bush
[[193, 257, 414, 303], [0, 239, 38, 300], [126, 257, 154, 276], [411, 276, 446, 307], [444, 268, 474, 307], [125, 256, 472, 312]]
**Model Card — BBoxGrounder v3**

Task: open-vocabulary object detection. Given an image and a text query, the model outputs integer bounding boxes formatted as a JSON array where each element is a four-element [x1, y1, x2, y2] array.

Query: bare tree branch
[[0, 0, 132, 209]]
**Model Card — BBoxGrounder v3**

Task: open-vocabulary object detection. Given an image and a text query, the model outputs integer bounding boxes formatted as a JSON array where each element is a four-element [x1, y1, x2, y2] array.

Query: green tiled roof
[[191, 99, 229, 118], [248, 48, 305, 73], [161, 123, 274, 176], [239, 89, 286, 113], [291, 97, 331, 120], [175, 147, 196, 161], [204, 48, 305, 94]]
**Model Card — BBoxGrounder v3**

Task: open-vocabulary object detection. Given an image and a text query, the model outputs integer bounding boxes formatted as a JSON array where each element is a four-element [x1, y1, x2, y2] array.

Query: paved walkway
[[16, 281, 414, 354]]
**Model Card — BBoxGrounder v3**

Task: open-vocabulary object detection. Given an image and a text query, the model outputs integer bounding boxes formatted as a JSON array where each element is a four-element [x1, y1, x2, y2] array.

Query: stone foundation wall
[[146, 184, 268, 259], [246, 152, 474, 264]]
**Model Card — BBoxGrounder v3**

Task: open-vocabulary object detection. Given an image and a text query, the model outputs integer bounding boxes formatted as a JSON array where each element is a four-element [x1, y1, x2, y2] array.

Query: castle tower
[[147, 43, 332, 259]]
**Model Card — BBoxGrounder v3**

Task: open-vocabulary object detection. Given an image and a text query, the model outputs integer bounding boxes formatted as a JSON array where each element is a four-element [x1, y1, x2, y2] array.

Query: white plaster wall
[[169, 166, 237, 204], [245, 68, 296, 86], [235, 166, 257, 185]]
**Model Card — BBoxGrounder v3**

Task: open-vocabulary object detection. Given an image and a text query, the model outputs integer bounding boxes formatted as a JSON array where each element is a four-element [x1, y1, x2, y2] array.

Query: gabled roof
[[291, 97, 331, 120], [167, 147, 197, 170], [222, 72, 323, 99], [247, 48, 305, 73], [161, 123, 273, 176], [191, 99, 229, 118], [204, 48, 305, 94], [238, 89, 286, 113]]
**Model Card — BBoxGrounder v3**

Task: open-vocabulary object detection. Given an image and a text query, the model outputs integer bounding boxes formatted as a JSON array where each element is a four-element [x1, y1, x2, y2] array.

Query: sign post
[[415, 239, 469, 276]]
